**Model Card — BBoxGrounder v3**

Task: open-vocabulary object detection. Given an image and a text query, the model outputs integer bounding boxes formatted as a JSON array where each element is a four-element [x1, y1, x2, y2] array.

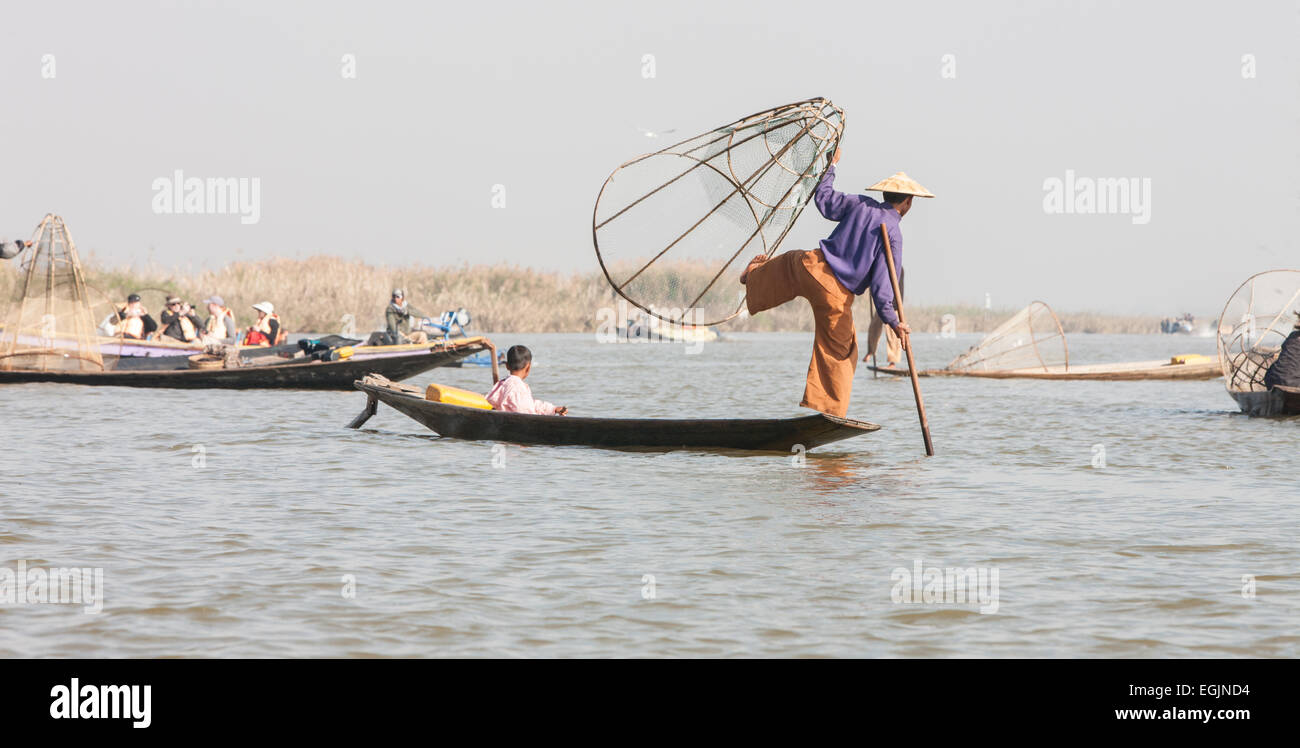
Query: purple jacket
[[813, 166, 903, 326]]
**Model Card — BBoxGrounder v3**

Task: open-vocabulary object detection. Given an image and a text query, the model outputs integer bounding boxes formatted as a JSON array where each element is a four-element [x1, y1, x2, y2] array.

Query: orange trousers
[[744, 249, 857, 417]]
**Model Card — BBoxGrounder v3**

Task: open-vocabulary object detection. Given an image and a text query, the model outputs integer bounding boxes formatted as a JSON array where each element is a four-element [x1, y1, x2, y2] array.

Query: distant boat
[[1160, 314, 1195, 334], [619, 316, 720, 344], [871, 356, 1221, 381], [868, 301, 1220, 381]]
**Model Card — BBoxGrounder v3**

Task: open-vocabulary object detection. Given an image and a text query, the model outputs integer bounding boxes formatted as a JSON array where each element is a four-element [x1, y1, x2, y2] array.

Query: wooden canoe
[[0, 340, 488, 389], [868, 357, 1222, 381], [1229, 385, 1300, 417], [352, 375, 880, 452]]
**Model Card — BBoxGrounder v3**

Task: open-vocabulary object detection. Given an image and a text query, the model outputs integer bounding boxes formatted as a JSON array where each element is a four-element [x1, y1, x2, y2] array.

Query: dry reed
[[1, 256, 1160, 335]]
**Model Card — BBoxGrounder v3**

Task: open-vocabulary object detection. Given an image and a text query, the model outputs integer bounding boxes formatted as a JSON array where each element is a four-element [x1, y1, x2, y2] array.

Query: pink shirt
[[485, 375, 559, 415]]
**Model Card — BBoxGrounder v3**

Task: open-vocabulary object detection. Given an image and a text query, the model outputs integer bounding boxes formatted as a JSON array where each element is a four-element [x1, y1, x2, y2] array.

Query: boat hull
[[356, 379, 880, 452], [0, 344, 485, 389], [868, 358, 1221, 381], [1229, 386, 1300, 417]]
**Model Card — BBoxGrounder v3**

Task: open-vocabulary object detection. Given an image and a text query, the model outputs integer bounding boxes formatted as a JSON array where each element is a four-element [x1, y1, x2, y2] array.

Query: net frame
[[1216, 269, 1300, 392], [945, 300, 1069, 373], [0, 214, 105, 372], [592, 97, 845, 326]]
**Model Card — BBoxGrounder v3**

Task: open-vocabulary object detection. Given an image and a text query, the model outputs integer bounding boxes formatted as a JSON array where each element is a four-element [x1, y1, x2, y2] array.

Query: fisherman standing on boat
[[385, 289, 430, 345], [866, 285, 904, 368], [741, 149, 933, 417]]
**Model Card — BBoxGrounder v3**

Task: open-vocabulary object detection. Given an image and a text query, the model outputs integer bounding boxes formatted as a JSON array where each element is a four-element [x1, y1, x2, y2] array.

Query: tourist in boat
[[740, 148, 932, 416], [243, 301, 286, 347], [1264, 313, 1300, 389], [111, 293, 159, 340], [201, 295, 238, 345], [158, 296, 202, 343], [385, 288, 430, 345], [485, 345, 568, 415]]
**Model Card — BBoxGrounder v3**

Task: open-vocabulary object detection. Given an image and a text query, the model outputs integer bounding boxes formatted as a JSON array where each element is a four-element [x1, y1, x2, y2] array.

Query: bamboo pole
[[878, 224, 934, 456]]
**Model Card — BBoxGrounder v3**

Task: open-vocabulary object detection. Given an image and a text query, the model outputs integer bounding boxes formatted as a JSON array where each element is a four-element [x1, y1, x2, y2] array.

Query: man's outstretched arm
[[813, 149, 852, 222]]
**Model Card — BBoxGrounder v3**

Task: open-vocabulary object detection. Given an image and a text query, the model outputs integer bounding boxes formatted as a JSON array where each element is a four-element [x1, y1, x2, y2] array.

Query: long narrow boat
[[0, 338, 489, 389], [351, 375, 880, 452], [868, 357, 1221, 381]]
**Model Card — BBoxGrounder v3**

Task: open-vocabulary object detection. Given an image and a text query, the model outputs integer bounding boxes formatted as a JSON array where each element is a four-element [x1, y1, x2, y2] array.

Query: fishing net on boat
[[1217, 269, 1300, 392], [945, 301, 1068, 373], [0, 215, 104, 372], [593, 97, 845, 326]]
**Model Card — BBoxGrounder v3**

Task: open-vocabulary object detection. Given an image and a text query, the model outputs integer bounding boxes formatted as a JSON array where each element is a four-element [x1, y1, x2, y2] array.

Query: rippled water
[[1, 332, 1295, 657]]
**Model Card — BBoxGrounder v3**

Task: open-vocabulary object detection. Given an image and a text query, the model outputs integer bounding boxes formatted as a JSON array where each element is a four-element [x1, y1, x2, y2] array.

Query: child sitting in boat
[[486, 345, 568, 415]]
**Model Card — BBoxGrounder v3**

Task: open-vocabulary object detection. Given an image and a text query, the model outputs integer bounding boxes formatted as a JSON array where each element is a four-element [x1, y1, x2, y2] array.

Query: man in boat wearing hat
[[158, 296, 203, 344], [741, 149, 933, 417], [108, 293, 159, 340], [384, 288, 430, 345]]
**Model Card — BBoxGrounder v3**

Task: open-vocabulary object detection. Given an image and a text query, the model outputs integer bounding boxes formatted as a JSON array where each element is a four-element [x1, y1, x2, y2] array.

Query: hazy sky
[[2, 0, 1296, 314]]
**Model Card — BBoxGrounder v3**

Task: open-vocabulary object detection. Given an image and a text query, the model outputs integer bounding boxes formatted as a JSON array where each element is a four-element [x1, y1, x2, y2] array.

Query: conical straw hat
[[865, 172, 935, 198]]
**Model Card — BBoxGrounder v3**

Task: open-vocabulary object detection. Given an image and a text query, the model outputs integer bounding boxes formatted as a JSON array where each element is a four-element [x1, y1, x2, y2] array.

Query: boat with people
[[0, 215, 495, 389], [0, 337, 490, 389], [1160, 313, 1195, 334], [1217, 269, 1300, 416], [350, 373, 879, 452]]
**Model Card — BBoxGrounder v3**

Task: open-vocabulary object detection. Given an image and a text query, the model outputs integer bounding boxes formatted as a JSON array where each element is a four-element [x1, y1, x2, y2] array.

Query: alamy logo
[[50, 678, 151, 728], [151, 170, 261, 224], [1042, 169, 1151, 225], [890, 558, 1000, 614], [0, 560, 103, 614]]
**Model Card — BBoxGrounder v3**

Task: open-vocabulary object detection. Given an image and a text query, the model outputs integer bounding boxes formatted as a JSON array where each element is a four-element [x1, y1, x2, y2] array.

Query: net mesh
[[946, 301, 1068, 372], [593, 98, 844, 326], [1217, 269, 1300, 392], [0, 215, 104, 372]]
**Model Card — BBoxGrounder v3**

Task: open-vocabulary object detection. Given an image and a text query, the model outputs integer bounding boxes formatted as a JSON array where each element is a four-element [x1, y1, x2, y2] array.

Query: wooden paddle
[[878, 224, 934, 456]]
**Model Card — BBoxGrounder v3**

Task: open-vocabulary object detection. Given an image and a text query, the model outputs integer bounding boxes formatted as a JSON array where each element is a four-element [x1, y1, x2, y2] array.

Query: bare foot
[[739, 255, 765, 285]]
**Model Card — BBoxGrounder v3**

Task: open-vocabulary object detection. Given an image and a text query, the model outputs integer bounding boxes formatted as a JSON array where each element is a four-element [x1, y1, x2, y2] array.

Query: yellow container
[[336, 346, 354, 360], [425, 382, 492, 409], [1170, 353, 1212, 365]]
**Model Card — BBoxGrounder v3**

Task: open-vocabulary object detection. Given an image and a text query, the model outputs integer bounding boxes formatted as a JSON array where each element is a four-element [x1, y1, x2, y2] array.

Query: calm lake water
[[1, 331, 1295, 657]]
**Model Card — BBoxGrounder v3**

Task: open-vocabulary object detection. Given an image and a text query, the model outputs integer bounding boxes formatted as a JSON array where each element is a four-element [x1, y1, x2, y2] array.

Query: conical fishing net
[[593, 98, 845, 326], [0, 214, 104, 372], [1217, 269, 1300, 392], [946, 301, 1068, 372]]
